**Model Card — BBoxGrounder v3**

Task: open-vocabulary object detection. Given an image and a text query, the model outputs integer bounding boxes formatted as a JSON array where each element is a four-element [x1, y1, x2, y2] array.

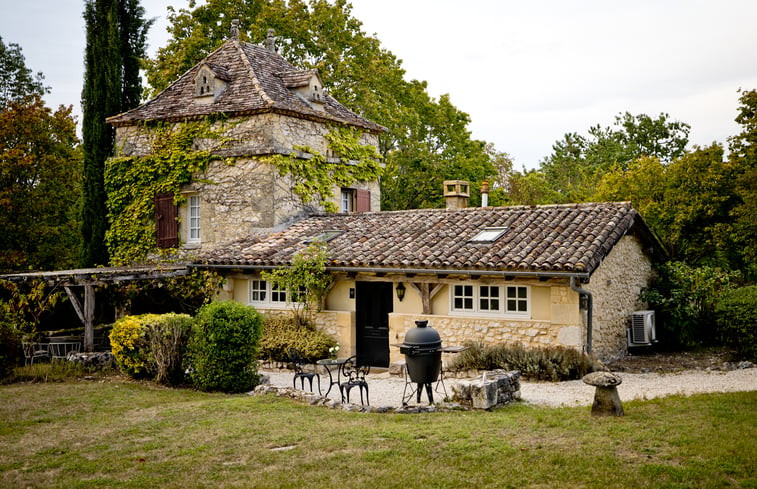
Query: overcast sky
[[2, 0, 756, 169]]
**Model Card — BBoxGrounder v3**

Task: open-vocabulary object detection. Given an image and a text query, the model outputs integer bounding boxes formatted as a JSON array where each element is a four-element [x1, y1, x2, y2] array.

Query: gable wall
[[584, 234, 653, 362]]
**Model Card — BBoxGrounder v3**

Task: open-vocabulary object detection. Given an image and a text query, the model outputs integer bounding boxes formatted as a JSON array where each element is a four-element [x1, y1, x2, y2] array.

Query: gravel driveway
[[261, 367, 757, 408]]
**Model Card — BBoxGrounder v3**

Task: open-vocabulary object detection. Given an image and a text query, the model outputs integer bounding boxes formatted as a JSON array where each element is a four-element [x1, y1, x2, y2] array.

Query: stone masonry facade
[[113, 113, 380, 250], [585, 234, 653, 362]]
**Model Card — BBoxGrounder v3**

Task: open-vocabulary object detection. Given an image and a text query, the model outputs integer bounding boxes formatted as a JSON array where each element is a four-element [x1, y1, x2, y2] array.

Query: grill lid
[[402, 320, 442, 348]]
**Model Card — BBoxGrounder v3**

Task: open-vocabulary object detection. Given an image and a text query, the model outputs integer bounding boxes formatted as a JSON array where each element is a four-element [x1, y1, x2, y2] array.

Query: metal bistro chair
[[287, 348, 321, 395], [339, 356, 370, 405], [22, 341, 50, 365], [47, 339, 81, 361]]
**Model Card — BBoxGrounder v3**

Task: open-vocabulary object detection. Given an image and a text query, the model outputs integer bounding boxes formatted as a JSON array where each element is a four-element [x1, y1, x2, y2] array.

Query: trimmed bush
[[448, 342, 597, 381], [259, 315, 337, 363], [144, 313, 193, 385], [110, 314, 160, 378], [188, 301, 263, 393], [110, 313, 193, 383], [716, 286, 757, 361]]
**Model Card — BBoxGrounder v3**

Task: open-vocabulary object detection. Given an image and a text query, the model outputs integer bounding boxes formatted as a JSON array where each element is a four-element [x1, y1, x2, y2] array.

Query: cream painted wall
[[326, 279, 356, 312]]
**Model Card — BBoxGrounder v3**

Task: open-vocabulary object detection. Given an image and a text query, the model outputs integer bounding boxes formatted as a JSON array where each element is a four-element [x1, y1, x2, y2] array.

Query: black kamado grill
[[398, 320, 443, 403]]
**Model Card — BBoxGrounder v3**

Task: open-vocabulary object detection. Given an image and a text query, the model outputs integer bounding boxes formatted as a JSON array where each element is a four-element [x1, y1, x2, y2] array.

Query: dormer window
[[193, 64, 230, 103], [277, 69, 326, 112], [197, 73, 213, 97]]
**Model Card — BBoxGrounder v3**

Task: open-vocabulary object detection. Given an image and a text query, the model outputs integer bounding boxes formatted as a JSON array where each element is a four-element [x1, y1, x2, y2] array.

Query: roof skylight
[[304, 230, 343, 243], [469, 227, 508, 243]]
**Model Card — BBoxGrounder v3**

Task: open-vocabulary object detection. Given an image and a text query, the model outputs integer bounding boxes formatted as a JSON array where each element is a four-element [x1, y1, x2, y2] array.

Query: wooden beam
[[64, 286, 86, 325], [83, 285, 95, 353]]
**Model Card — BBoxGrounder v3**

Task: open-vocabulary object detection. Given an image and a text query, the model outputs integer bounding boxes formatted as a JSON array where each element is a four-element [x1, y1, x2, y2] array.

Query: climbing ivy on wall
[[265, 126, 382, 212], [104, 120, 224, 264], [105, 122, 380, 264]]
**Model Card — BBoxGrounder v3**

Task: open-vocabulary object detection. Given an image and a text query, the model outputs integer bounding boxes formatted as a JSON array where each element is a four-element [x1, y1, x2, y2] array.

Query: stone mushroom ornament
[[582, 371, 624, 416]]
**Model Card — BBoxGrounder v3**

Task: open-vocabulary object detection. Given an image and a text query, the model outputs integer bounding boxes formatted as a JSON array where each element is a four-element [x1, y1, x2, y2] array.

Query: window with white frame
[[451, 283, 529, 316], [249, 279, 267, 302], [188, 195, 201, 243], [340, 189, 354, 213], [248, 279, 304, 307], [506, 285, 529, 313]]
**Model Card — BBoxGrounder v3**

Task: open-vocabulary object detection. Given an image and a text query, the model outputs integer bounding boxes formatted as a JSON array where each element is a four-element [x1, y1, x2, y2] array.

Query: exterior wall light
[[396, 282, 406, 301]]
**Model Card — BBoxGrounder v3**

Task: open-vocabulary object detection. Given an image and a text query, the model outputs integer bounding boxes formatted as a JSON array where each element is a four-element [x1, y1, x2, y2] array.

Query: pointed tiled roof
[[106, 40, 385, 133], [194, 202, 663, 276]]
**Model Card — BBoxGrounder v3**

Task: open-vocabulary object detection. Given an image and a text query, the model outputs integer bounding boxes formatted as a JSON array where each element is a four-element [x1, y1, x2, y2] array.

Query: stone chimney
[[443, 180, 469, 209]]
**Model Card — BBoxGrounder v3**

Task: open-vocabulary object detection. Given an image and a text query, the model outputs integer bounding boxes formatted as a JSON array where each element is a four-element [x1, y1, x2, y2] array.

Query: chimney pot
[[443, 180, 470, 209]]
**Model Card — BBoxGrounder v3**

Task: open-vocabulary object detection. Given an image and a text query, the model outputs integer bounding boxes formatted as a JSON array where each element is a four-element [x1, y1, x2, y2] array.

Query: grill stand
[[401, 367, 447, 405]]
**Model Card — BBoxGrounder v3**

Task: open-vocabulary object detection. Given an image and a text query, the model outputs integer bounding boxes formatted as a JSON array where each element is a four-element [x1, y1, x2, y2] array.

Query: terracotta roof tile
[[195, 202, 658, 276]]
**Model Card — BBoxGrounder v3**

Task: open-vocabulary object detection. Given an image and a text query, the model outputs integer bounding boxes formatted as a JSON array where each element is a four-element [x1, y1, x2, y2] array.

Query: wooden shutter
[[155, 193, 179, 248], [355, 189, 371, 212]]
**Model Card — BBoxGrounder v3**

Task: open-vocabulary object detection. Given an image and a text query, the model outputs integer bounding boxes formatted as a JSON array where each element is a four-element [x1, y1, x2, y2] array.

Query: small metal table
[[316, 357, 348, 397]]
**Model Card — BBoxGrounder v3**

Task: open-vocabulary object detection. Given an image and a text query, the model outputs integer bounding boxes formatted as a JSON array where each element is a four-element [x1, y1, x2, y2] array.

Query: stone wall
[[585, 234, 653, 362], [114, 113, 379, 158], [388, 313, 566, 365], [113, 112, 381, 250]]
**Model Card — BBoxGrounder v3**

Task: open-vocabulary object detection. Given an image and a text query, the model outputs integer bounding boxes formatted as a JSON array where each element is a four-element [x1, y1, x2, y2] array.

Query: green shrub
[[188, 301, 263, 393], [144, 313, 193, 385], [716, 286, 757, 361], [0, 319, 19, 381], [641, 261, 741, 348], [448, 342, 597, 381], [259, 315, 337, 362], [110, 314, 160, 378]]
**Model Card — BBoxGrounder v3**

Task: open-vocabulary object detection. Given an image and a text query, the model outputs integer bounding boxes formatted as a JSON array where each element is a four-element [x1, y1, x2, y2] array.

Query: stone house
[[106, 32, 385, 251], [105, 31, 663, 365], [194, 197, 664, 365]]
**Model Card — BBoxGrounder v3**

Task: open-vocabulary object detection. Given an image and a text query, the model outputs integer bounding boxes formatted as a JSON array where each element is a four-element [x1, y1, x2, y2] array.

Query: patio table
[[315, 357, 348, 397]]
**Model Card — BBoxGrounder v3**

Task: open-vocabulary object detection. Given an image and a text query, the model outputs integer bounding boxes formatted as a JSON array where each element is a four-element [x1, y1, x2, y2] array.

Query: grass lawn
[[0, 377, 755, 489]]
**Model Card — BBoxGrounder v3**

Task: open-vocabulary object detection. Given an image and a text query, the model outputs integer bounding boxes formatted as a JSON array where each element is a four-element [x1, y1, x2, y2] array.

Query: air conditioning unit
[[628, 310, 657, 347]]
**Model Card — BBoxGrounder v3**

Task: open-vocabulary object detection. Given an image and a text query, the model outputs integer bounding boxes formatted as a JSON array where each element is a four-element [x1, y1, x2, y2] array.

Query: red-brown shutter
[[355, 189, 371, 212], [155, 193, 179, 248]]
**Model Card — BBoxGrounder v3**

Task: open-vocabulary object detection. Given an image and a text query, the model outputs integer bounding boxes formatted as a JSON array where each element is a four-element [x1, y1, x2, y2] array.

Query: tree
[[143, 0, 499, 211], [728, 89, 757, 280], [533, 112, 690, 203], [261, 241, 332, 326], [81, 0, 151, 267], [0, 95, 81, 271], [0, 36, 48, 106]]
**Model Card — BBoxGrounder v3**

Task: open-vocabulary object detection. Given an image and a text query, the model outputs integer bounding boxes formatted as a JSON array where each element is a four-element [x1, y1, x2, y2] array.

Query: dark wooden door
[[356, 282, 392, 367]]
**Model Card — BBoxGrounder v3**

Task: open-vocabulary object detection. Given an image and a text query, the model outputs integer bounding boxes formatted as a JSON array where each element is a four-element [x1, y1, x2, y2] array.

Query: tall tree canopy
[[530, 112, 691, 203], [0, 36, 48, 106], [81, 0, 151, 267], [0, 96, 81, 272], [0, 38, 79, 272], [144, 0, 498, 210]]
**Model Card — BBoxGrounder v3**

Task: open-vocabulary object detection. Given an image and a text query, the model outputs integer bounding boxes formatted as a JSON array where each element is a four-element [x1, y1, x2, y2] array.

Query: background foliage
[[715, 286, 757, 361], [144, 0, 501, 210], [80, 0, 152, 267]]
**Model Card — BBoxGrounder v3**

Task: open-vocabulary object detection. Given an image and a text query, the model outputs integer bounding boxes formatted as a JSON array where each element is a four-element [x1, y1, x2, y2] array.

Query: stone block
[[451, 370, 521, 409]]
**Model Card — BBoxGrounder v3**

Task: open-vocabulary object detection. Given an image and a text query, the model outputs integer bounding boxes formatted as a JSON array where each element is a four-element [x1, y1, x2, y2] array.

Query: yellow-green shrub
[[110, 314, 160, 378], [259, 315, 336, 362]]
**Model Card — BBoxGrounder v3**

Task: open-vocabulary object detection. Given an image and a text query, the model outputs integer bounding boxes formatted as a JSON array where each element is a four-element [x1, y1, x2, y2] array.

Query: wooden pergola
[[1, 265, 189, 352]]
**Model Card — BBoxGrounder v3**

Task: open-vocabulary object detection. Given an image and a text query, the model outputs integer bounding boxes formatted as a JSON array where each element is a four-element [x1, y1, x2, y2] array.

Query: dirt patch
[[606, 349, 750, 373]]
